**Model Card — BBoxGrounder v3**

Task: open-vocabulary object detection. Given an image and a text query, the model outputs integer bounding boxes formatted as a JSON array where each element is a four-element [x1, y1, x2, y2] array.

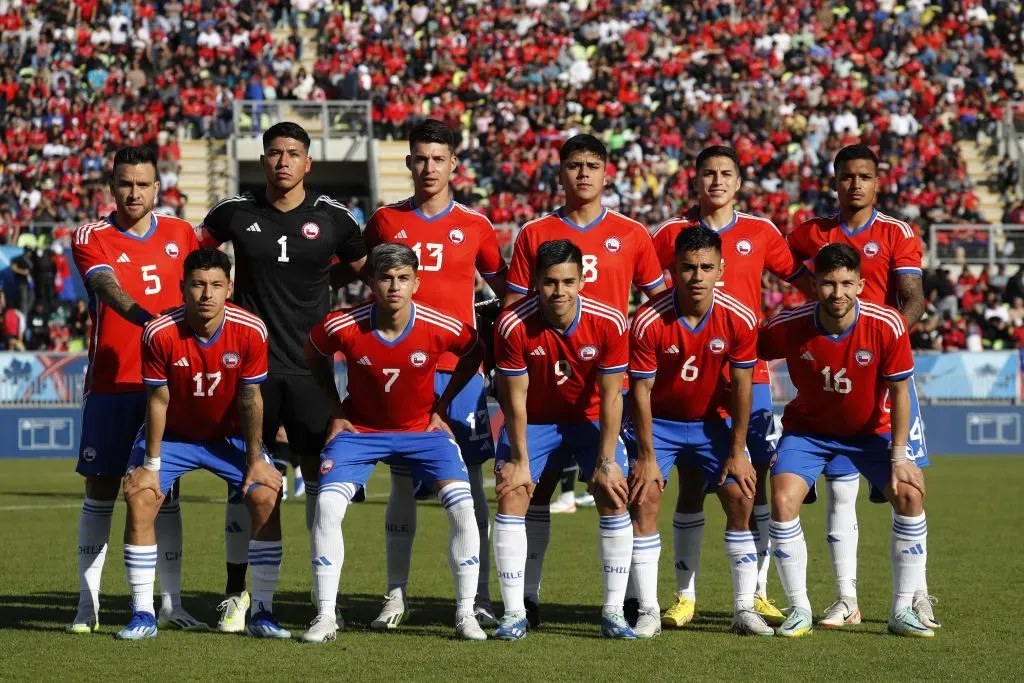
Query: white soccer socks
[[524, 505, 550, 604], [384, 470, 417, 602], [494, 513, 527, 614], [631, 533, 661, 612], [769, 517, 811, 612], [672, 511, 704, 601], [468, 465, 492, 601], [77, 498, 114, 616], [827, 476, 860, 600], [892, 512, 927, 613], [248, 540, 283, 616], [439, 482, 480, 618], [124, 544, 158, 615], [724, 530, 758, 612], [310, 483, 356, 617], [155, 499, 183, 612], [598, 513, 632, 615], [752, 504, 772, 596]]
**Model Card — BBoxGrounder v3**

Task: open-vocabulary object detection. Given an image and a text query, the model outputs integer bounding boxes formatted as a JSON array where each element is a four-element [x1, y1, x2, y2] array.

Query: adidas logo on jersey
[[247, 222, 261, 232], [666, 345, 680, 354], [117, 253, 130, 263], [394, 230, 408, 239], [801, 351, 814, 361], [174, 357, 189, 367], [530, 347, 546, 356], [357, 355, 372, 366]]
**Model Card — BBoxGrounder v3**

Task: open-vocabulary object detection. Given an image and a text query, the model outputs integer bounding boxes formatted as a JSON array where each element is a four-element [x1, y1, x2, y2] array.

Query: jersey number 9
[[554, 360, 572, 386]]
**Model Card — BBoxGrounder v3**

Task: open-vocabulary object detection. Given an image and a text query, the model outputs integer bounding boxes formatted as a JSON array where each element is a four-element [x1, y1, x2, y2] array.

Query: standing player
[[787, 144, 934, 629], [627, 227, 770, 638], [649, 145, 808, 628], [362, 120, 507, 629], [758, 244, 932, 638], [492, 239, 634, 641], [69, 145, 202, 634], [116, 248, 287, 640], [299, 244, 486, 643], [503, 134, 665, 625], [197, 122, 368, 630]]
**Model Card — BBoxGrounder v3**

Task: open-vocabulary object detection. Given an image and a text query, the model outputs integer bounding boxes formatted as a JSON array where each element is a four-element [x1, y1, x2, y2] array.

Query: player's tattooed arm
[[593, 371, 628, 508], [88, 270, 152, 326], [238, 383, 264, 464], [896, 273, 926, 328]]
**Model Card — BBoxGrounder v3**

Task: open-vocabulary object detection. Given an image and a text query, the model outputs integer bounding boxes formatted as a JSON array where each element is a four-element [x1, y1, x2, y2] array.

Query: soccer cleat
[[309, 588, 346, 630], [732, 609, 775, 637], [913, 594, 941, 629], [819, 598, 861, 628], [524, 597, 541, 629], [474, 598, 498, 628], [66, 609, 99, 634], [494, 611, 528, 641], [549, 491, 576, 514], [246, 611, 291, 639], [370, 594, 408, 630], [754, 592, 786, 626], [574, 492, 596, 507], [115, 611, 158, 640], [661, 595, 696, 628], [634, 606, 662, 639], [455, 614, 488, 641], [293, 476, 306, 499], [600, 612, 637, 640], [777, 606, 813, 638], [299, 615, 338, 644], [624, 597, 639, 627], [888, 607, 935, 638], [158, 605, 210, 631], [216, 592, 250, 633]]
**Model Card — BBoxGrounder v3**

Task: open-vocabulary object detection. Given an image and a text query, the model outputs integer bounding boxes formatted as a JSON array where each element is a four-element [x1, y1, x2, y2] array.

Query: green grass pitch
[[0, 456, 1021, 681]]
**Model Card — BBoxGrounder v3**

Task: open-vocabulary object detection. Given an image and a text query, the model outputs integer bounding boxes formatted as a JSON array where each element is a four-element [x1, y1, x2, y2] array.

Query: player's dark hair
[[814, 243, 861, 275], [834, 144, 878, 173], [371, 243, 419, 277], [408, 119, 456, 153], [559, 134, 608, 165], [674, 226, 722, 259], [263, 122, 311, 152], [535, 239, 584, 278], [695, 145, 742, 176], [111, 145, 158, 177], [184, 247, 233, 280]]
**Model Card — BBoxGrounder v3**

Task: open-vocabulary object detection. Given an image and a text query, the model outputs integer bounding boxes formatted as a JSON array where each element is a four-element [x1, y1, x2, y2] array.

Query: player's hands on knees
[[123, 467, 164, 503], [721, 448, 756, 499], [591, 460, 628, 509], [495, 460, 535, 501], [425, 411, 455, 437], [244, 458, 283, 495], [890, 460, 925, 499], [325, 416, 359, 444], [627, 456, 664, 506]]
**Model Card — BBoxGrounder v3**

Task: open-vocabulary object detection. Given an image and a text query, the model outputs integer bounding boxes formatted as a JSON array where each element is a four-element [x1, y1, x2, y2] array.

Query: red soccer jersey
[[650, 208, 804, 384], [141, 303, 269, 441], [787, 210, 923, 309], [630, 289, 758, 421], [309, 301, 478, 432], [494, 294, 628, 424], [758, 300, 915, 438], [72, 213, 200, 394], [506, 208, 664, 315], [363, 198, 506, 372]]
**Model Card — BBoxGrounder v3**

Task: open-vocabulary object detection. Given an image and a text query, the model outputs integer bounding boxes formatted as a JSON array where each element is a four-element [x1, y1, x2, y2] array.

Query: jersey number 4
[[192, 371, 222, 396]]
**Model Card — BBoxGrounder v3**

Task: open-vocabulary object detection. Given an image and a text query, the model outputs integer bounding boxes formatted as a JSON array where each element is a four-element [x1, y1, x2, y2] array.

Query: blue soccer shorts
[[128, 434, 272, 495], [77, 392, 147, 477], [624, 417, 745, 491], [746, 383, 777, 467], [321, 431, 468, 490], [494, 421, 628, 483], [435, 371, 494, 465]]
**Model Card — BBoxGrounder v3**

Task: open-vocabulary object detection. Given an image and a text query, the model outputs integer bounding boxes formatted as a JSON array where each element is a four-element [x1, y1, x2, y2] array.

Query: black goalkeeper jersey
[[199, 191, 367, 374]]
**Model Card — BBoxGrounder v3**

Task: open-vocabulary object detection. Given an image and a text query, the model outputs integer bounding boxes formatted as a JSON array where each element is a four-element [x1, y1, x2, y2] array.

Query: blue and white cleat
[[493, 611, 528, 641], [777, 606, 813, 638], [600, 612, 637, 640], [115, 611, 158, 640], [246, 611, 291, 639], [888, 607, 935, 638]]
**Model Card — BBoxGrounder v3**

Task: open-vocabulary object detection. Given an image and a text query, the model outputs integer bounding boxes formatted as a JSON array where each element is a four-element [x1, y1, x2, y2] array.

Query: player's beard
[[823, 298, 854, 321]]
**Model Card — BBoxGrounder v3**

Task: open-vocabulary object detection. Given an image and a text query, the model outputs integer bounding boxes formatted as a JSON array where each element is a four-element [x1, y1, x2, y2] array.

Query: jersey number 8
[[582, 254, 598, 283]]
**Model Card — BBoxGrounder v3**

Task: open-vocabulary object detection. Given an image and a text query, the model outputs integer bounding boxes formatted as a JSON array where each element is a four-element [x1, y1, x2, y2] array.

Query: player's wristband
[[143, 457, 161, 472], [890, 443, 910, 464]]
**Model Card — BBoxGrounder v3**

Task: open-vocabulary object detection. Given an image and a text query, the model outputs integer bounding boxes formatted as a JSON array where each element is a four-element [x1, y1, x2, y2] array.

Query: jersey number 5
[[141, 265, 161, 295]]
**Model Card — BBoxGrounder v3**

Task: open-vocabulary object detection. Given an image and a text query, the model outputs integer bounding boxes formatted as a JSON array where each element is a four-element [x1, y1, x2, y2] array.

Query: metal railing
[[1000, 103, 1024, 198], [929, 223, 1024, 266]]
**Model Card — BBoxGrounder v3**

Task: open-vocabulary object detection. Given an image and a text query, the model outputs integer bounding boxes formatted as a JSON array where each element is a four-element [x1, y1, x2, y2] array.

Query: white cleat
[[158, 605, 210, 631], [732, 609, 775, 636], [574, 492, 596, 507], [819, 598, 862, 628], [913, 593, 941, 629], [456, 613, 488, 641], [634, 606, 662, 639], [370, 594, 408, 630], [216, 592, 250, 633], [66, 608, 99, 634], [549, 491, 576, 514], [299, 614, 338, 644], [474, 598, 498, 627]]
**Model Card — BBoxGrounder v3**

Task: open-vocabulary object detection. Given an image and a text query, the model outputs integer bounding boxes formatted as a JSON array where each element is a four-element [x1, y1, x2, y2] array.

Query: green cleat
[[777, 606, 813, 638], [888, 607, 935, 638]]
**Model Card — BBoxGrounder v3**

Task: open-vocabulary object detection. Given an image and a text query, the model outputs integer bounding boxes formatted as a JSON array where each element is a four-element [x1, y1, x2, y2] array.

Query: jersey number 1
[[277, 236, 290, 263]]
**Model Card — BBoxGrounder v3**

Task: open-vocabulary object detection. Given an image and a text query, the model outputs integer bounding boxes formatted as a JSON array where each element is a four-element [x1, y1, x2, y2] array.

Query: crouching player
[[626, 227, 768, 637], [300, 243, 486, 643], [116, 248, 285, 640], [759, 243, 932, 638], [491, 239, 634, 641]]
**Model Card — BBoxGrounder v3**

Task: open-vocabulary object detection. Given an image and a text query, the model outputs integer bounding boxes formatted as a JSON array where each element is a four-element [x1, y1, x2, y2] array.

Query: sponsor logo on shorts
[[855, 349, 873, 366], [579, 345, 598, 361], [221, 352, 241, 368], [409, 350, 428, 367], [735, 239, 753, 256], [604, 236, 621, 253], [320, 458, 334, 475], [708, 337, 726, 354], [302, 222, 320, 239], [863, 241, 880, 258], [82, 446, 96, 462], [165, 242, 180, 258], [448, 228, 465, 244]]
